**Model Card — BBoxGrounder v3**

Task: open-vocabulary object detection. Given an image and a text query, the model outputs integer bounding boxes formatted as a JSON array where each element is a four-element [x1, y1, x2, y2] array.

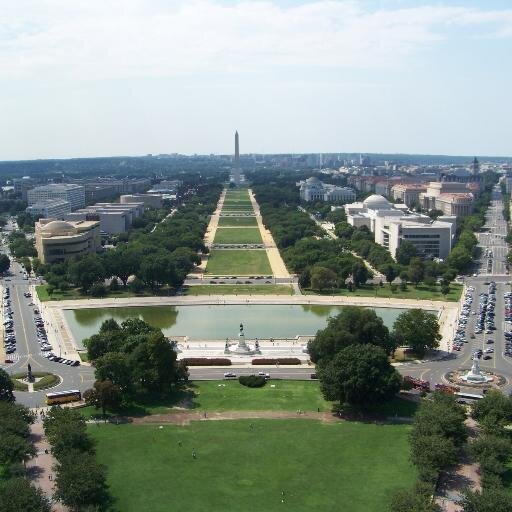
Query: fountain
[[462, 356, 493, 384]]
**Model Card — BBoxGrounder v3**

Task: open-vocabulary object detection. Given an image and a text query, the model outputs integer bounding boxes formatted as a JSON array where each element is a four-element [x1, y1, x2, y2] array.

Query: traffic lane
[[188, 367, 316, 380]]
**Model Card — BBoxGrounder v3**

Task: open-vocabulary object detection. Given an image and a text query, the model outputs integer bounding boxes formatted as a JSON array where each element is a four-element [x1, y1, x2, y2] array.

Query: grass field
[[90, 420, 415, 512], [79, 380, 418, 418], [305, 283, 463, 302], [221, 204, 254, 211], [36, 284, 156, 302], [218, 216, 258, 227], [214, 227, 263, 244], [184, 285, 293, 295], [205, 250, 272, 275]]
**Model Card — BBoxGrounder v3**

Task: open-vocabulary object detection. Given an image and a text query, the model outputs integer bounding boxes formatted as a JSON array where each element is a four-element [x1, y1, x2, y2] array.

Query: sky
[[0, 0, 511, 160]]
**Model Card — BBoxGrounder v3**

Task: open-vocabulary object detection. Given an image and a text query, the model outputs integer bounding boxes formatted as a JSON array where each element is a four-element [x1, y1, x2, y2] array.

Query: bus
[[45, 389, 82, 405], [454, 391, 484, 404]]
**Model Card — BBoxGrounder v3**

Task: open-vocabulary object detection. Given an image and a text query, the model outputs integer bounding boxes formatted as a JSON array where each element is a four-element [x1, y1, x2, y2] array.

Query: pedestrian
[[204, 411, 207, 419], [317, 407, 320, 413], [192, 448, 197, 459], [178, 440, 182, 447]]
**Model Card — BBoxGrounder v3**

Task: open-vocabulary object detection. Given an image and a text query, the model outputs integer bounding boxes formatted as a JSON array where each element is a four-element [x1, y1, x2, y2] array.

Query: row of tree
[[390, 392, 467, 512], [43, 407, 111, 511], [0, 369, 52, 512], [308, 307, 441, 411], [85, 318, 188, 401], [36, 183, 222, 295]]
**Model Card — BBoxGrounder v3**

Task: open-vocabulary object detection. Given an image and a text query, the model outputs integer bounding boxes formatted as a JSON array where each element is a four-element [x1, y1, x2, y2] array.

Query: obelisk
[[233, 130, 241, 185]]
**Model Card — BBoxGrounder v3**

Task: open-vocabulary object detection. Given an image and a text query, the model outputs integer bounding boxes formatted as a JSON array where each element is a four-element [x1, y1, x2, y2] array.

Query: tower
[[472, 157, 480, 176], [233, 131, 241, 185]]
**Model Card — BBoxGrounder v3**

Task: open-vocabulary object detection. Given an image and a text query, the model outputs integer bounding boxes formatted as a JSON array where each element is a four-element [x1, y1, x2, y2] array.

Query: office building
[[35, 219, 101, 264], [120, 194, 163, 209], [419, 182, 475, 216], [344, 194, 454, 260], [391, 183, 427, 207], [298, 177, 356, 203], [27, 184, 85, 211], [65, 202, 144, 234], [13, 176, 38, 201], [26, 199, 71, 219]]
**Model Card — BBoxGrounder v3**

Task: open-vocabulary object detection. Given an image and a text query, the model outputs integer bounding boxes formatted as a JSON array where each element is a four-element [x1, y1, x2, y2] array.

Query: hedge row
[[181, 358, 232, 366], [239, 375, 266, 388], [251, 358, 301, 365]]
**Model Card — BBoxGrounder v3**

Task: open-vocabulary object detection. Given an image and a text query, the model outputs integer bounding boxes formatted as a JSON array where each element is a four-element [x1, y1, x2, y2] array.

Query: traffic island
[[10, 371, 61, 392]]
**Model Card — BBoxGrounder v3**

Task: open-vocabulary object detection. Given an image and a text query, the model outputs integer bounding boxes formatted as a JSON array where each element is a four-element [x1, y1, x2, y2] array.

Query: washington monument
[[233, 130, 241, 185]]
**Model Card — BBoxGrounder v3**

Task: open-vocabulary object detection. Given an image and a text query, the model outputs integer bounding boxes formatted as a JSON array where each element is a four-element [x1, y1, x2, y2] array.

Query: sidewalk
[[435, 418, 481, 511], [26, 419, 67, 512]]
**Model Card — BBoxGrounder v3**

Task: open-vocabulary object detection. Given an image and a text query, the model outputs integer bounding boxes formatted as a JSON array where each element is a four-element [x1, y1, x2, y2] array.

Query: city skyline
[[1, 0, 511, 160]]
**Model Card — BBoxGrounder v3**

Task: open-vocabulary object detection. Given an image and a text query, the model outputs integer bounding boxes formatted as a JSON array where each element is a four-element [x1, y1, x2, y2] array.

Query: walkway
[[249, 189, 291, 280], [26, 420, 67, 512], [189, 189, 226, 276], [435, 418, 481, 512], [132, 409, 337, 425]]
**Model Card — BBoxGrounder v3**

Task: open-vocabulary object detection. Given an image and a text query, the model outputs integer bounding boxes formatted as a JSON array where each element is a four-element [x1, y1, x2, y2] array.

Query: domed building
[[343, 192, 455, 261], [35, 218, 102, 264], [298, 177, 356, 203]]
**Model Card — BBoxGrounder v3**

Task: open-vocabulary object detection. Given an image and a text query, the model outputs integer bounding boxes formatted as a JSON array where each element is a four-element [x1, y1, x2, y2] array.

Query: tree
[[447, 246, 472, 273], [389, 487, 441, 512], [0, 254, 10, 274], [69, 255, 106, 292], [0, 368, 14, 402], [396, 241, 417, 265], [441, 284, 450, 297], [90, 283, 107, 298], [310, 266, 337, 291], [318, 344, 402, 407], [308, 306, 393, 363], [94, 352, 132, 393], [0, 478, 51, 512], [458, 486, 512, 512], [129, 277, 145, 294], [472, 390, 512, 430], [351, 261, 369, 287], [392, 309, 441, 357], [54, 450, 111, 511], [408, 257, 425, 287], [382, 264, 398, 285], [410, 433, 458, 475], [471, 435, 512, 477], [84, 380, 122, 417]]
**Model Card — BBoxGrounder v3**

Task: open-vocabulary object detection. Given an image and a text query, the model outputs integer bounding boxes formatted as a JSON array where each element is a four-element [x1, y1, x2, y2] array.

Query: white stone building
[[298, 177, 356, 203], [26, 199, 71, 219], [345, 194, 455, 260]]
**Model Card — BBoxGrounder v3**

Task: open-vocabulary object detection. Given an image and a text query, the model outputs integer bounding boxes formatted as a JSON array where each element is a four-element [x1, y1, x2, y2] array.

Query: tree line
[[0, 369, 51, 512], [83, 318, 189, 414], [35, 182, 222, 297], [308, 307, 441, 411]]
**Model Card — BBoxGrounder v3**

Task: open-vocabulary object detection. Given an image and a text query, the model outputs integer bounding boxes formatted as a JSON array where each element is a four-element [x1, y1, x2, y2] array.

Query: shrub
[[239, 375, 266, 388], [90, 283, 107, 298], [180, 358, 231, 366], [251, 358, 301, 365]]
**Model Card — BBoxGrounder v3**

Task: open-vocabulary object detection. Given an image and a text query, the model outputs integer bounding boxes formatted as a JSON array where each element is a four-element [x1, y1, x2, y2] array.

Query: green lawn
[[184, 285, 293, 295], [80, 380, 418, 418], [205, 250, 272, 275], [90, 420, 415, 512], [214, 227, 263, 244], [36, 284, 165, 302], [218, 216, 258, 227], [305, 283, 463, 302], [221, 204, 254, 211]]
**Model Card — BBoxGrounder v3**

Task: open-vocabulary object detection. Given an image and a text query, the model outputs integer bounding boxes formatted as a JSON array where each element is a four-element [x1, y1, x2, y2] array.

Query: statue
[[254, 338, 261, 354], [239, 323, 244, 333], [27, 363, 34, 383]]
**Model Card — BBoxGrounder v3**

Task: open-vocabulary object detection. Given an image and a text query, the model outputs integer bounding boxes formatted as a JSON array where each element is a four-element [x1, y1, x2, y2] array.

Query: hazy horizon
[[1, 0, 511, 160]]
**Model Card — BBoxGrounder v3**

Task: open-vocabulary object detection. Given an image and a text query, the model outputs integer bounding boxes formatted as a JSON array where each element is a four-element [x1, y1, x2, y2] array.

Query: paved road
[[401, 185, 512, 392], [4, 185, 512, 406], [0, 227, 94, 407]]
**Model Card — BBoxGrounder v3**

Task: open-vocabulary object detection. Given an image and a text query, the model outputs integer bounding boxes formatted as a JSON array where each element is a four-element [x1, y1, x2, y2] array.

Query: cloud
[[0, 1, 511, 80]]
